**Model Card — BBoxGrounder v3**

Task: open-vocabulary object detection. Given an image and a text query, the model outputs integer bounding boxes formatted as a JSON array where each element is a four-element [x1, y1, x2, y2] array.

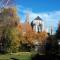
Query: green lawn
[[0, 52, 35, 60]]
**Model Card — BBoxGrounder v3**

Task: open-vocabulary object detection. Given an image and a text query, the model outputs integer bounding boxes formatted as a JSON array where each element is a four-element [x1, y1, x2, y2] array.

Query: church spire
[[25, 10, 30, 24]]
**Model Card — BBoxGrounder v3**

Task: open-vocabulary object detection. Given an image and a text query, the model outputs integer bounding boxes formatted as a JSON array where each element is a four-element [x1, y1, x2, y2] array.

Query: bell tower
[[31, 16, 44, 32]]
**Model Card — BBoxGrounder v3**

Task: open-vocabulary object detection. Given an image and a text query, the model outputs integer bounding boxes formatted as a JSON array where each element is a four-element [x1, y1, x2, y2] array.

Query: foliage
[[24, 32, 36, 44], [0, 7, 21, 53], [3, 27, 21, 53], [45, 35, 58, 55], [55, 22, 60, 39], [37, 32, 48, 45], [1, 7, 19, 27]]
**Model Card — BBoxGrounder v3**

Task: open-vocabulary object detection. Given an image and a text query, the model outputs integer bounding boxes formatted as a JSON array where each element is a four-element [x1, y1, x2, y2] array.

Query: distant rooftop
[[34, 16, 42, 20]]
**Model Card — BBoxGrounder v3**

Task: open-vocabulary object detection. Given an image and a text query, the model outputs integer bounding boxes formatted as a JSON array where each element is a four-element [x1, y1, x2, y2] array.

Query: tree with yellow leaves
[[0, 7, 21, 53], [1, 7, 19, 27], [37, 32, 48, 45]]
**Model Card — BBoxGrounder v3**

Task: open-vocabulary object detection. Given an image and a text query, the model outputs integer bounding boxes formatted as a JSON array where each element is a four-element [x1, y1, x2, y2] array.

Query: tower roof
[[34, 16, 42, 20]]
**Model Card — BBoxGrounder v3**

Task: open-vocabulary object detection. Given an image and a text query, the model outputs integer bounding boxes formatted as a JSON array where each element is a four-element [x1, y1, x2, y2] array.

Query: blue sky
[[15, 0, 60, 33], [16, 0, 60, 12]]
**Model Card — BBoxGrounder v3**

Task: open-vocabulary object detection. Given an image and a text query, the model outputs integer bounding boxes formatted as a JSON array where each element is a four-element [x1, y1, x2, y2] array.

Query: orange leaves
[[38, 32, 48, 39], [37, 32, 48, 45], [24, 31, 35, 44], [25, 23, 33, 32], [17, 24, 22, 32], [18, 22, 48, 45]]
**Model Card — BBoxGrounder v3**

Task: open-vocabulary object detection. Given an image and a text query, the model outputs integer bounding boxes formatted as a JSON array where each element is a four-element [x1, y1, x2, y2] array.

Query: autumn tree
[[2, 25, 22, 53], [18, 22, 36, 51], [2, 7, 19, 27], [34, 32, 48, 54], [37, 32, 48, 45], [22, 23, 36, 44], [0, 7, 21, 53]]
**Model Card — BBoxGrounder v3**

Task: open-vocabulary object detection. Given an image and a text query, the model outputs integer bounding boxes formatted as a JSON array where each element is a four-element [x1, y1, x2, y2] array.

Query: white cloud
[[29, 11, 60, 30], [16, 5, 60, 33]]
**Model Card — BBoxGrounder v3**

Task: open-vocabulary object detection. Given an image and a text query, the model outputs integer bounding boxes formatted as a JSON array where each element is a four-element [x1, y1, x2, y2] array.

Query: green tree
[[3, 27, 20, 53]]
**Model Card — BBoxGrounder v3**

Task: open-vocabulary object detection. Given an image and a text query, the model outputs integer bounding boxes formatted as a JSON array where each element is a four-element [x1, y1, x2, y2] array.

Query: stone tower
[[31, 16, 44, 32]]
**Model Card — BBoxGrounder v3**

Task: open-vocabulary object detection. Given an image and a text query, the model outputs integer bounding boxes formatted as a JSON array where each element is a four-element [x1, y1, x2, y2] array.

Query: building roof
[[34, 16, 42, 20]]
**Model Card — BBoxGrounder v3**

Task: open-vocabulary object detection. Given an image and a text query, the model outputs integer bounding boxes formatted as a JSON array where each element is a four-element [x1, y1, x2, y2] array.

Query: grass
[[0, 52, 34, 60]]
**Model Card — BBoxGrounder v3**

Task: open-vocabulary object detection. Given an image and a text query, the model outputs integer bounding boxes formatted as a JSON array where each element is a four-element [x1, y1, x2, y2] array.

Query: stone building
[[31, 16, 44, 32]]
